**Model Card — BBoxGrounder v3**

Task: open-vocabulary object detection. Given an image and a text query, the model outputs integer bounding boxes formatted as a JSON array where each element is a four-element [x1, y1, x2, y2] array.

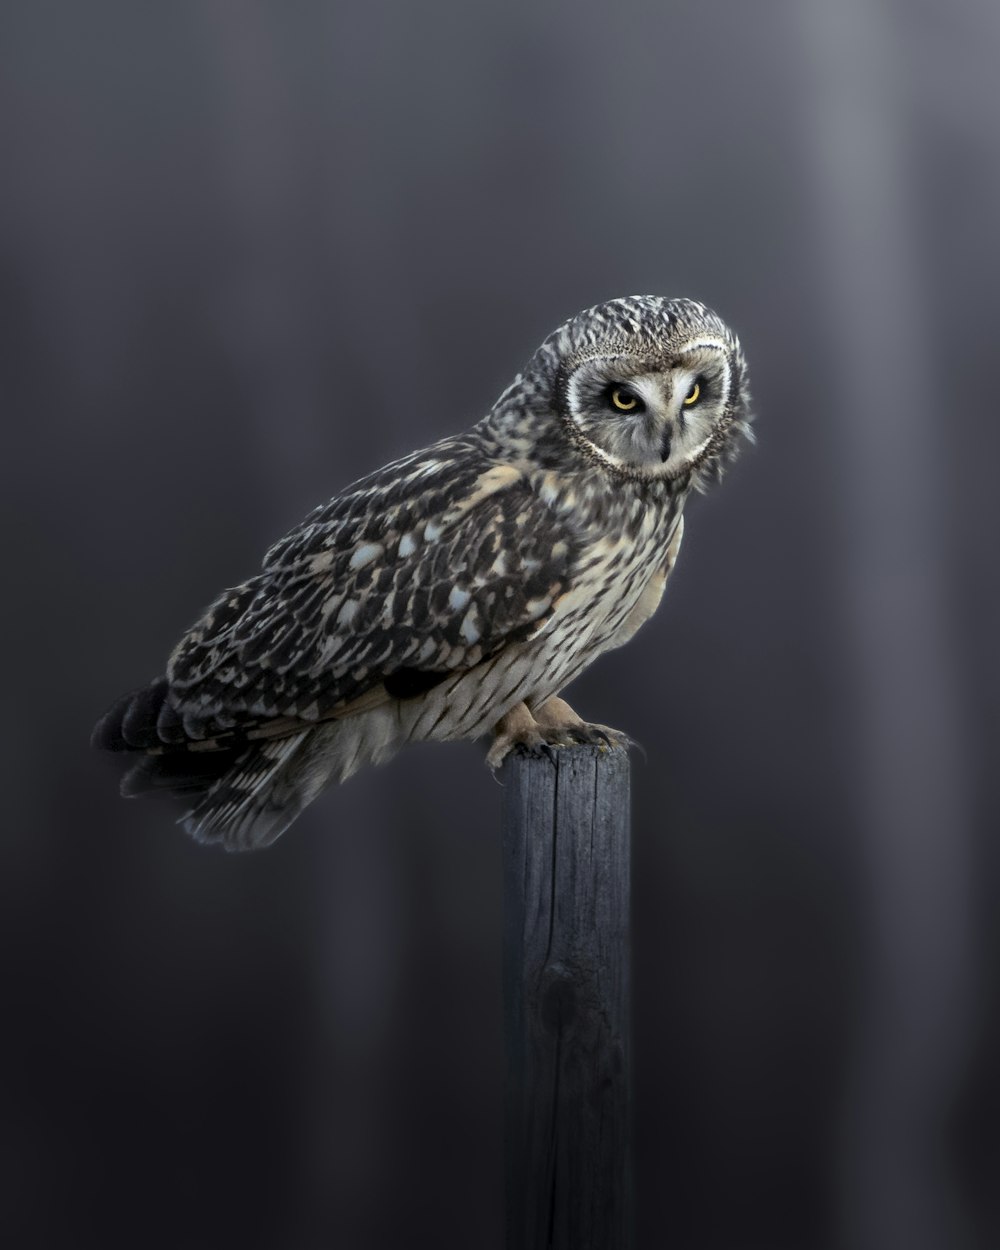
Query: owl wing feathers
[[157, 446, 576, 747]]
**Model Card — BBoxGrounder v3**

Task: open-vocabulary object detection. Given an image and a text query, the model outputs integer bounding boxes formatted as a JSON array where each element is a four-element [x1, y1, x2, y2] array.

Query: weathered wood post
[[502, 744, 632, 1250]]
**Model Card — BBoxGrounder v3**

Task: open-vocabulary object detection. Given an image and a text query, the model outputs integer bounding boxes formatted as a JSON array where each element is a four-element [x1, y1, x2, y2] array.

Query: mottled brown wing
[[163, 444, 576, 741]]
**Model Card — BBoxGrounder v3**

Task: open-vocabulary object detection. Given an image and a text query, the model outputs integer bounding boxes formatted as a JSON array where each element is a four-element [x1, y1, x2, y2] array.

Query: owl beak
[[659, 429, 673, 463]]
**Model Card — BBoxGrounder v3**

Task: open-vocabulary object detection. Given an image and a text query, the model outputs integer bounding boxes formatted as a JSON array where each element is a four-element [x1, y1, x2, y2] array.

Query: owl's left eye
[[683, 378, 703, 406], [608, 385, 644, 413]]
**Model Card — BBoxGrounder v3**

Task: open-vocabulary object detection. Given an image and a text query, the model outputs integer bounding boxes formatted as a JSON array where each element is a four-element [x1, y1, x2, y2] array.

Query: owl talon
[[571, 724, 631, 752]]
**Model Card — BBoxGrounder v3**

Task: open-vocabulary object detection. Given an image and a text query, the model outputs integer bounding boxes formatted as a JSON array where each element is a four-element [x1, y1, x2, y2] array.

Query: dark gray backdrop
[[2, 2, 998, 1248]]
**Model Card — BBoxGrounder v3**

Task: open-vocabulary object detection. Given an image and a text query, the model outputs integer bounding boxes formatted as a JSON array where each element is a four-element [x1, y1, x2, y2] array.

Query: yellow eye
[[610, 387, 638, 412], [683, 380, 701, 406]]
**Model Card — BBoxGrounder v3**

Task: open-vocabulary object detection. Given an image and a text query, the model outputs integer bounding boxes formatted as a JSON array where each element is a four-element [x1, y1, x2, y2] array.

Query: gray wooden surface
[[502, 745, 632, 1250]]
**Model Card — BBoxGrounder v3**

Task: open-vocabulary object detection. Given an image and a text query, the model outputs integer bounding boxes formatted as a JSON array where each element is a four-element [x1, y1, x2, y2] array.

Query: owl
[[94, 296, 752, 851]]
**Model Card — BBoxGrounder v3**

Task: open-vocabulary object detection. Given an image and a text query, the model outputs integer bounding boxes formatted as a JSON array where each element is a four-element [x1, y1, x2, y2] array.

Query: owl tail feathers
[[97, 688, 401, 850], [175, 710, 404, 850], [178, 732, 321, 852], [116, 729, 332, 853]]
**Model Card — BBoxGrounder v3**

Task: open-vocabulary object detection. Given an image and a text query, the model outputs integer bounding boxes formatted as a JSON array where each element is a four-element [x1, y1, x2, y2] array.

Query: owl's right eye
[[607, 385, 644, 413]]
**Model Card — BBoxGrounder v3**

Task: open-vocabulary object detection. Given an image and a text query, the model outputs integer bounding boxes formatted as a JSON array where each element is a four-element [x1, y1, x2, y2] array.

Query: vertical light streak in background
[[197, 7, 409, 1224], [795, 3, 975, 1247], [198, 0, 326, 513]]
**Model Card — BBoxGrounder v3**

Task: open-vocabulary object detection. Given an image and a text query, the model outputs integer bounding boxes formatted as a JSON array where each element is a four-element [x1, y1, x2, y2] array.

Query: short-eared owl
[[94, 296, 752, 850]]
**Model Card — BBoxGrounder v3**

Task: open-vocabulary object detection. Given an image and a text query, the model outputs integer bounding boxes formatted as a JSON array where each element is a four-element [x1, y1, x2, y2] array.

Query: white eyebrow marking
[[629, 376, 664, 410]]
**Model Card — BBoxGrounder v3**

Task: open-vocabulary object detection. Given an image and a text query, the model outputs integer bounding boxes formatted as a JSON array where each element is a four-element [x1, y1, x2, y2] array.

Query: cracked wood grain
[[502, 746, 632, 1249]]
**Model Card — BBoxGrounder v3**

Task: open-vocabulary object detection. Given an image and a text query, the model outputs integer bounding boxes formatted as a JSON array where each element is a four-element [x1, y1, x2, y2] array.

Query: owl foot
[[487, 698, 630, 770], [486, 702, 550, 768], [535, 696, 631, 752]]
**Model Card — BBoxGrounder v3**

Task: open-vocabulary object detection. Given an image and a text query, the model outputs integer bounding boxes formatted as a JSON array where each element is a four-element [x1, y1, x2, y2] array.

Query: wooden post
[[502, 745, 632, 1250]]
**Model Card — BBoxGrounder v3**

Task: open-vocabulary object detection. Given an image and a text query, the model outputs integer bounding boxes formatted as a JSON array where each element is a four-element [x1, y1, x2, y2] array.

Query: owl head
[[519, 295, 752, 486]]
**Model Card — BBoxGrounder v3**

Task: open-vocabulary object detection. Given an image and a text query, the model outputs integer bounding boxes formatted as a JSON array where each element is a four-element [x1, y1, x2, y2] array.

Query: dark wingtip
[[120, 746, 239, 799], [91, 692, 133, 751], [92, 677, 171, 752]]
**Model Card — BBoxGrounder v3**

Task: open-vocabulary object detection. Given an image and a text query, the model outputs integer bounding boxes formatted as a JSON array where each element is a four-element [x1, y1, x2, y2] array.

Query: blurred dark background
[[2, 2, 998, 1247]]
